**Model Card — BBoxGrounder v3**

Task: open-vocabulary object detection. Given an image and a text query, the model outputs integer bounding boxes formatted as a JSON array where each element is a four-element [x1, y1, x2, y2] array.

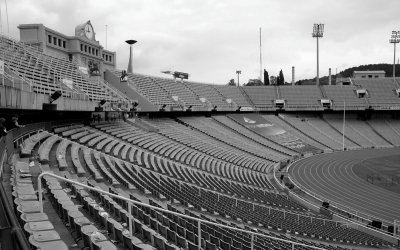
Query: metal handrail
[[40, 130, 328, 222], [37, 172, 326, 250]]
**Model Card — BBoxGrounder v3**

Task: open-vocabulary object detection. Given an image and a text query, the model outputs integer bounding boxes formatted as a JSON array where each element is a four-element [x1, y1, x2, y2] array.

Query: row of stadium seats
[[110, 70, 400, 111], [12, 119, 397, 249], [353, 78, 400, 109], [0, 34, 126, 103], [211, 115, 297, 156], [52, 122, 396, 247]]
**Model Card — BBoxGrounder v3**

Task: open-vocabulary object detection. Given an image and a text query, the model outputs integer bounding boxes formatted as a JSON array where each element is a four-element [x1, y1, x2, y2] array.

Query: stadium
[[1, 2, 400, 250]]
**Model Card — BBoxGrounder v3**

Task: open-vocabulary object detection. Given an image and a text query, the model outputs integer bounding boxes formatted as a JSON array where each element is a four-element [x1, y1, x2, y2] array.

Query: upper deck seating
[[354, 78, 400, 109], [214, 86, 251, 107], [0, 35, 124, 102], [242, 86, 276, 110], [115, 71, 175, 107], [262, 115, 328, 151], [184, 81, 234, 110], [150, 77, 203, 108], [279, 86, 323, 110], [323, 85, 366, 110]]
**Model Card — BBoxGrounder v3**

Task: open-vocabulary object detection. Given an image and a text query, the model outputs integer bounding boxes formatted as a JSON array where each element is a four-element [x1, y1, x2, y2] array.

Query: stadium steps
[[238, 87, 256, 109], [179, 117, 279, 163], [71, 123, 274, 193], [364, 121, 394, 147], [305, 119, 343, 149], [319, 85, 327, 98], [127, 118, 159, 132], [225, 114, 300, 155], [275, 85, 281, 99], [395, 78, 400, 88], [275, 115, 332, 150], [321, 117, 361, 148], [212, 115, 297, 157]]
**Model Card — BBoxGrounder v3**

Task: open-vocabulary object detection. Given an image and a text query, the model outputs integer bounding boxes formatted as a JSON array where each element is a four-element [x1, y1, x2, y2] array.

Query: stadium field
[[353, 154, 400, 195], [289, 148, 400, 224]]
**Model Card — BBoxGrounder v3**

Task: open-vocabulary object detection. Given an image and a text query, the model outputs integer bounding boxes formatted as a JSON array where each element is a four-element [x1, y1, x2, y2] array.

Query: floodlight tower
[[389, 31, 400, 81], [126, 40, 137, 74], [236, 70, 242, 87], [312, 24, 324, 85]]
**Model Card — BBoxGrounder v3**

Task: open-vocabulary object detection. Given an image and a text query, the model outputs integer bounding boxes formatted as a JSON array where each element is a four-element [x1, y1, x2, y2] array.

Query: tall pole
[[342, 100, 346, 151], [316, 36, 319, 85], [390, 31, 400, 81], [5, 0, 9, 35], [312, 24, 324, 86], [105, 25, 108, 49], [0, 1, 3, 34], [260, 27, 262, 83], [393, 41, 396, 81]]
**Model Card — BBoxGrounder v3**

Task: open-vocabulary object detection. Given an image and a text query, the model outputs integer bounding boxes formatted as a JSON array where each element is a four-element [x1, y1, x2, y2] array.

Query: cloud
[[2, 0, 400, 84]]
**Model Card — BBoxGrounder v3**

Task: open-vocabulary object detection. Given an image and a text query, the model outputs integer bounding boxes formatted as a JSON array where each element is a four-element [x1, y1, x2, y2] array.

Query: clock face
[[84, 24, 94, 40]]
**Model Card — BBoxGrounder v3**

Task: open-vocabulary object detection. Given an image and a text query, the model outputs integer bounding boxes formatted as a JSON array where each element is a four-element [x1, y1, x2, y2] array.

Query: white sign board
[[61, 78, 74, 89], [78, 66, 88, 75], [0, 60, 4, 75]]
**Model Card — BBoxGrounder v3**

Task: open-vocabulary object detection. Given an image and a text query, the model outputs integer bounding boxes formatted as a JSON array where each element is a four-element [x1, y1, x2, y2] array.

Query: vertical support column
[[292, 66, 295, 85], [38, 174, 44, 213], [127, 45, 133, 74], [198, 220, 201, 249], [394, 42, 396, 82], [129, 201, 133, 237], [316, 36, 319, 86], [328, 68, 332, 85], [251, 233, 254, 250]]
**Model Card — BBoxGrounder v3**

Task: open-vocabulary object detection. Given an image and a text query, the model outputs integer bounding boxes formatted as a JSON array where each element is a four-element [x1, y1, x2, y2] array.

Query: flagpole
[[342, 100, 346, 151], [259, 27, 262, 83]]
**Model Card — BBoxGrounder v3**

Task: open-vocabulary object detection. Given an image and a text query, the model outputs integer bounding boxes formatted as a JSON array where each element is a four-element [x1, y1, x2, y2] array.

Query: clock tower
[[75, 20, 96, 41], [18, 21, 116, 76]]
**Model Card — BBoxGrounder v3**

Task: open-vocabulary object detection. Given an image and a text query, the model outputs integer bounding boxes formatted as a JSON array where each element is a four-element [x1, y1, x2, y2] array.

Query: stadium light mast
[[236, 70, 241, 87], [312, 24, 324, 86], [126, 40, 137, 74], [389, 31, 400, 81]]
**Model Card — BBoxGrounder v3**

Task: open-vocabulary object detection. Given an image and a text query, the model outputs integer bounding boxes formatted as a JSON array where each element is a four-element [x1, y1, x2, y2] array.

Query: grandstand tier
[[3, 21, 400, 250]]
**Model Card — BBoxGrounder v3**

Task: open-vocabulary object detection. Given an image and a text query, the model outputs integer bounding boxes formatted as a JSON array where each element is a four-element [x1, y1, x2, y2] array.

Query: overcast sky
[[2, 0, 400, 84]]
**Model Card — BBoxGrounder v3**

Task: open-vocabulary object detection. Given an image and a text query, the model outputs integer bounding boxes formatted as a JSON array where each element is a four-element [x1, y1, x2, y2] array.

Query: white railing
[[41, 130, 327, 223], [37, 172, 326, 250]]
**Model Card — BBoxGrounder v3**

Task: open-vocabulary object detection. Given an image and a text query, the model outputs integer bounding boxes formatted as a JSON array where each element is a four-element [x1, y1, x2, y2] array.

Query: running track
[[289, 148, 400, 223]]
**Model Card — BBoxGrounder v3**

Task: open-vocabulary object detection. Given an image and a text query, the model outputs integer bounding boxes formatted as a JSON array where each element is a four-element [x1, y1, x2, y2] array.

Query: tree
[[277, 70, 285, 85], [245, 79, 263, 86], [227, 79, 236, 86], [264, 69, 270, 85]]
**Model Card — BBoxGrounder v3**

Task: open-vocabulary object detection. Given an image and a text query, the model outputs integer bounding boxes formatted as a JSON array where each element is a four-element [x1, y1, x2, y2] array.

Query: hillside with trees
[[296, 63, 400, 85]]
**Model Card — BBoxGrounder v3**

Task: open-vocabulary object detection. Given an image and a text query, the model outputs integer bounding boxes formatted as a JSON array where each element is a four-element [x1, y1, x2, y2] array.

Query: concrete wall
[[0, 85, 97, 111]]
